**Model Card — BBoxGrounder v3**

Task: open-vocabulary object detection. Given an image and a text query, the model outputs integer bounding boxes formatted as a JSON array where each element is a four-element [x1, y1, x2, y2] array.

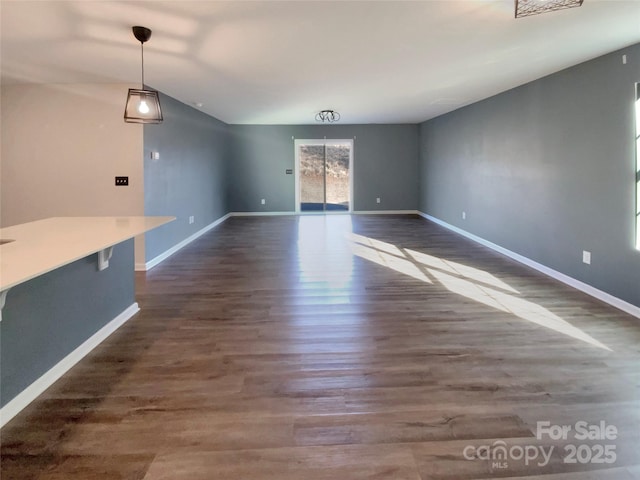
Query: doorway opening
[[294, 139, 353, 213]]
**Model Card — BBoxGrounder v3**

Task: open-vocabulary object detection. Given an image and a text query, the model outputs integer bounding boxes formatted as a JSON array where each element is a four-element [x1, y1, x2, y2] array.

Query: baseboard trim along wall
[[231, 211, 294, 217], [0, 303, 140, 428], [354, 210, 419, 215], [138, 213, 233, 271], [418, 212, 640, 320]]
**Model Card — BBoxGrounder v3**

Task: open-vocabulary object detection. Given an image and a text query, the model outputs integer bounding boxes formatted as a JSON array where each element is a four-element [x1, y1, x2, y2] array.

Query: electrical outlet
[[261, 199, 266, 205], [376, 197, 381, 204], [115, 176, 129, 186], [582, 250, 591, 265], [189, 216, 194, 224], [150, 151, 160, 160], [462, 211, 466, 220]]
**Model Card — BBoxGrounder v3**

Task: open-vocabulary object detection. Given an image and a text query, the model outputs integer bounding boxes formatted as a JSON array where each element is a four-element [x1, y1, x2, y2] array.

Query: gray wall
[[419, 43, 640, 309], [228, 124, 419, 212], [144, 92, 230, 262], [1, 240, 135, 407]]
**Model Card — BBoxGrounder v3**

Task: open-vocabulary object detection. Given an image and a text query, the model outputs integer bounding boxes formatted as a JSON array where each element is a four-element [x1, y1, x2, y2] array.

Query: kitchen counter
[[0, 216, 174, 291], [0, 215, 175, 425]]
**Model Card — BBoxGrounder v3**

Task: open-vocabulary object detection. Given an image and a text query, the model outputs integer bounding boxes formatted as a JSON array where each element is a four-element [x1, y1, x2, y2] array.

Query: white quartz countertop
[[0, 216, 175, 291]]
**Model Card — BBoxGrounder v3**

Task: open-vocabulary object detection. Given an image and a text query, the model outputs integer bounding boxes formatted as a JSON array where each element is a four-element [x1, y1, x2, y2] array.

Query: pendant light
[[515, 0, 583, 18], [124, 26, 163, 124]]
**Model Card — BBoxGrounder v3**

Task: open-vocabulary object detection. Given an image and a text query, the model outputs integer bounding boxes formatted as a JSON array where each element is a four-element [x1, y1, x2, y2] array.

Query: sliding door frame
[[294, 138, 354, 214]]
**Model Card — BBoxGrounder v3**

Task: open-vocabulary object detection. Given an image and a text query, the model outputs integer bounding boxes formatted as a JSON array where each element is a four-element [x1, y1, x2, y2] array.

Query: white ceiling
[[1, 0, 639, 124]]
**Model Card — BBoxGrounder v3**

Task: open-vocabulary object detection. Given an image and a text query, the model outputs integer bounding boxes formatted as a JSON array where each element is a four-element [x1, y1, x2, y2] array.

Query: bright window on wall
[[636, 84, 640, 249]]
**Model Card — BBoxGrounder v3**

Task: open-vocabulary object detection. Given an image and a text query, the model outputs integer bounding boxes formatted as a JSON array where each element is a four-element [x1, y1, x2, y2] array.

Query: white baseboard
[[231, 210, 419, 216], [137, 213, 232, 271], [230, 211, 294, 217], [233, 210, 420, 216], [418, 212, 640, 319], [0, 303, 140, 428], [353, 210, 419, 215]]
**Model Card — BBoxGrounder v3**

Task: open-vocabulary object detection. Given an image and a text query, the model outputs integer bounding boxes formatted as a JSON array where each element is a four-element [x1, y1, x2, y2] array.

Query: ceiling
[[1, 0, 639, 125]]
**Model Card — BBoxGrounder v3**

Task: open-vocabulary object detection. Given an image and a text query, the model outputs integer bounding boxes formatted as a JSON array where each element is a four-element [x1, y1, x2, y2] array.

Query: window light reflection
[[346, 233, 610, 351], [406, 248, 519, 294], [349, 242, 432, 283], [296, 216, 354, 299]]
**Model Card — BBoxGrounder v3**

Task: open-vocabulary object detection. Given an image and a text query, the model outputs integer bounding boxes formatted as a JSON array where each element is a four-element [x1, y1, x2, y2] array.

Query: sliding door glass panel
[[300, 145, 325, 211], [325, 143, 350, 211]]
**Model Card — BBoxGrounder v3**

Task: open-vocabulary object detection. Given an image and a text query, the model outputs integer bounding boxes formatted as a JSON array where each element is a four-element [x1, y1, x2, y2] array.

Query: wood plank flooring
[[2, 214, 640, 479]]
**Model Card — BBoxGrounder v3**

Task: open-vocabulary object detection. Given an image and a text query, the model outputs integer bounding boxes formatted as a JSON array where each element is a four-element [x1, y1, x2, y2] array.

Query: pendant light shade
[[124, 26, 163, 124], [515, 0, 583, 18], [124, 88, 162, 124]]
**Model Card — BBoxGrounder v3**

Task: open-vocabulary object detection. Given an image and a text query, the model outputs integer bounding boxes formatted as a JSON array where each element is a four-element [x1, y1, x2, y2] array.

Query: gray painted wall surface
[[144, 92, 230, 262], [419, 44, 640, 308], [228, 124, 419, 212], [1, 240, 135, 407]]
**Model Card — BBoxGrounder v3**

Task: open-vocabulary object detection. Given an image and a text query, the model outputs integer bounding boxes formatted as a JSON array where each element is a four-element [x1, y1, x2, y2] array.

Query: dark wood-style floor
[[2, 214, 640, 479]]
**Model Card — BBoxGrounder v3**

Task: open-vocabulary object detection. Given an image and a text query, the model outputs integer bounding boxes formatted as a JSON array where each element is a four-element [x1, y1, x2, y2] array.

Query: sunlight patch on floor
[[406, 248, 519, 294], [346, 232, 610, 351], [428, 268, 610, 351], [428, 269, 509, 312], [349, 242, 432, 283], [347, 232, 405, 257]]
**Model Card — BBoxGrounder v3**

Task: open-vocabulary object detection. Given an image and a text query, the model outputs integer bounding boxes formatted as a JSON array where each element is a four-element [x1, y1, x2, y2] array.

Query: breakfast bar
[[0, 216, 174, 425]]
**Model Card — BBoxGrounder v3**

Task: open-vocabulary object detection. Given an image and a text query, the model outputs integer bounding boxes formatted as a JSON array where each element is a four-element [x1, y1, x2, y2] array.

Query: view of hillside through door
[[295, 139, 353, 212]]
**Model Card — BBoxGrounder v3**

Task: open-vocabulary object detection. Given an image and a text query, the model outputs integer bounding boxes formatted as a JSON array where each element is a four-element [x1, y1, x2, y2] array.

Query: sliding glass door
[[299, 143, 326, 211], [295, 139, 353, 213]]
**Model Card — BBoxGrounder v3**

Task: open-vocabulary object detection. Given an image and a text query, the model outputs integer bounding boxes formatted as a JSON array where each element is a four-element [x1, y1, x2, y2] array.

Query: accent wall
[[418, 43, 640, 309]]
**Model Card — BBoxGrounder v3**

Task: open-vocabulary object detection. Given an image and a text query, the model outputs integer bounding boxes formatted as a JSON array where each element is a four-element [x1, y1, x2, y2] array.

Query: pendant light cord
[[140, 42, 145, 88]]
